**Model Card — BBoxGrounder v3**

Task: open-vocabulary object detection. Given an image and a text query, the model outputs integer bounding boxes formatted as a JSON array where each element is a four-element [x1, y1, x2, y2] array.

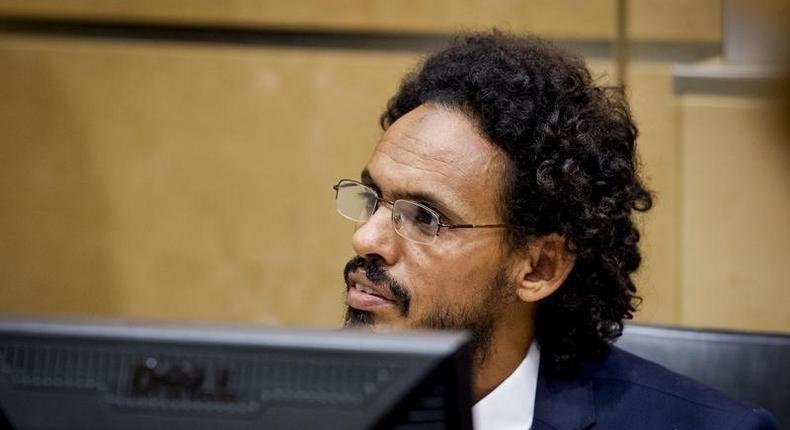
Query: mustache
[[343, 256, 411, 317]]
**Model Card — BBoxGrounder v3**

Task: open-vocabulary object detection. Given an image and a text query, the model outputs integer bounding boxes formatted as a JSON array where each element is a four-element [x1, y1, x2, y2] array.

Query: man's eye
[[363, 195, 377, 209], [412, 206, 438, 226]]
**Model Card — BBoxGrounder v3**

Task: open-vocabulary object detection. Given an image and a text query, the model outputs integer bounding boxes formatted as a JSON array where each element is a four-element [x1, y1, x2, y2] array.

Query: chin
[[344, 307, 410, 330], [344, 307, 379, 328]]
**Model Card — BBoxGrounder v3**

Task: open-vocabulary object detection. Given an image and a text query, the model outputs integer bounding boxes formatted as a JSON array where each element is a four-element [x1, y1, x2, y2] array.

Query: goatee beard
[[342, 256, 512, 367]]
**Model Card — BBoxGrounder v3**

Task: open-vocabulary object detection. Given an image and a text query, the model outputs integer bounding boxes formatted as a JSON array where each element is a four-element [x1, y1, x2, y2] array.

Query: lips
[[345, 269, 397, 311]]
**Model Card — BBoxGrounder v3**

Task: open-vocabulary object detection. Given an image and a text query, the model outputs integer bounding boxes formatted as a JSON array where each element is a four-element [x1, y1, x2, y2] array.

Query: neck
[[472, 304, 534, 403]]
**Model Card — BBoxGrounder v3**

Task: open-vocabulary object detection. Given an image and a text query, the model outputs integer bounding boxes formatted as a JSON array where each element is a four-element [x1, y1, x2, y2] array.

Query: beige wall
[[679, 95, 790, 331], [0, 35, 420, 326], [627, 61, 684, 324], [1, 1, 787, 333]]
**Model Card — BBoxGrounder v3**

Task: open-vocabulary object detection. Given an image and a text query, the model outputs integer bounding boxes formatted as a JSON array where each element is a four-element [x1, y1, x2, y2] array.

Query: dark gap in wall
[[0, 16, 617, 56]]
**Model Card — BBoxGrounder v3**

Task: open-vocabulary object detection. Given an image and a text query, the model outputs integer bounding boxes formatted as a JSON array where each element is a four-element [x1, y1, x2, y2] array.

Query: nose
[[351, 203, 399, 266]]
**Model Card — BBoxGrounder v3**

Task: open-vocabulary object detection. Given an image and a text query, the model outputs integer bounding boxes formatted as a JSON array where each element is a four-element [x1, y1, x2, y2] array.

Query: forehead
[[366, 104, 506, 220]]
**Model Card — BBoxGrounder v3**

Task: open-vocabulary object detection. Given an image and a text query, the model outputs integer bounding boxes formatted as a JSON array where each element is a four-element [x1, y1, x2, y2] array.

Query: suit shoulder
[[586, 347, 780, 429], [590, 346, 739, 408]]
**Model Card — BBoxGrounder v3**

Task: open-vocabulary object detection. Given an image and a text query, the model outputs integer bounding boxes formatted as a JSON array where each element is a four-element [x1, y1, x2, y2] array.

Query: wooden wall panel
[[0, 0, 726, 43], [627, 63, 682, 324], [629, 0, 721, 43], [0, 0, 616, 39], [0, 34, 420, 326], [679, 96, 790, 332]]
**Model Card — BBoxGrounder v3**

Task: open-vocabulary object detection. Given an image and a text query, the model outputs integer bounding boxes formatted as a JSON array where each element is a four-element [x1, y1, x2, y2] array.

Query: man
[[335, 32, 779, 430]]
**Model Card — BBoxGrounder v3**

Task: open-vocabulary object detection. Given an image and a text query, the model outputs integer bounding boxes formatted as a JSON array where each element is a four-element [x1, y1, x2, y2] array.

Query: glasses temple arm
[[442, 224, 509, 230]]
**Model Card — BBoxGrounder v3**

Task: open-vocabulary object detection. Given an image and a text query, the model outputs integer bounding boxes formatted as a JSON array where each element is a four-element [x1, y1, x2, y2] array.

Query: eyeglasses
[[333, 179, 507, 245]]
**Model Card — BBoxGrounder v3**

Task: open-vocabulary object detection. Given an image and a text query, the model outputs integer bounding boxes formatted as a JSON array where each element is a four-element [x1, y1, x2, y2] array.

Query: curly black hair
[[381, 32, 653, 375]]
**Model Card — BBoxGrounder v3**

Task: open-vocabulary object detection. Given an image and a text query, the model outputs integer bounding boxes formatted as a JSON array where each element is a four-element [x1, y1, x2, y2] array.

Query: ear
[[512, 234, 576, 303]]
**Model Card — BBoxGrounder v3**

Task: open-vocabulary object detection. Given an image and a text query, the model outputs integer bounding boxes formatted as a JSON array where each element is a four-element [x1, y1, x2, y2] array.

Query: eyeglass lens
[[335, 180, 440, 244], [335, 180, 377, 223], [392, 200, 440, 243]]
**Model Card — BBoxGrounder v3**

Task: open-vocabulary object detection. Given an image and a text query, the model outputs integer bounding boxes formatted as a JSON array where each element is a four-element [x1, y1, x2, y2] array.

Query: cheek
[[400, 239, 505, 311]]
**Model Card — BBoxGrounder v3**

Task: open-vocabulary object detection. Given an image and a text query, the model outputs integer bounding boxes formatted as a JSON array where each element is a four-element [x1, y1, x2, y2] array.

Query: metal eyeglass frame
[[333, 179, 508, 243]]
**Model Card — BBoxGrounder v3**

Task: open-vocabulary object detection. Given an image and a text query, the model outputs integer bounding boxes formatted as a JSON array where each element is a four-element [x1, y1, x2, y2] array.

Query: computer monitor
[[0, 316, 473, 430]]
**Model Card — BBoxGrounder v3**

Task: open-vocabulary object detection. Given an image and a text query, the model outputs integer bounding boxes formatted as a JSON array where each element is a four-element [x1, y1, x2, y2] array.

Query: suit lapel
[[532, 362, 596, 430]]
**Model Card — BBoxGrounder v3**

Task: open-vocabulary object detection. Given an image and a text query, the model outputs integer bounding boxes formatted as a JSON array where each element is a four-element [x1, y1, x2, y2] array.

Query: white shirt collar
[[472, 341, 540, 430]]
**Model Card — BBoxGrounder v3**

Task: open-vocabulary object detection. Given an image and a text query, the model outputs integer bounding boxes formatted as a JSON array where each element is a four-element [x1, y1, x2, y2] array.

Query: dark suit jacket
[[532, 347, 780, 430]]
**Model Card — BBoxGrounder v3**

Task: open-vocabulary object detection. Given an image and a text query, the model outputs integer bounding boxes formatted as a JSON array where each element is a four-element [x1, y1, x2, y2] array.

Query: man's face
[[342, 104, 517, 355]]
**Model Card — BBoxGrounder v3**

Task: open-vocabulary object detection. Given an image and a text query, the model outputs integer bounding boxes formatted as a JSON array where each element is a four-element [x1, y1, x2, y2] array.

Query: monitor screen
[[0, 316, 473, 430]]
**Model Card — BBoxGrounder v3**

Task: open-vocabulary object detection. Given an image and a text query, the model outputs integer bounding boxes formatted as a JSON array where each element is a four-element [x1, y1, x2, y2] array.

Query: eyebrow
[[360, 168, 465, 223]]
